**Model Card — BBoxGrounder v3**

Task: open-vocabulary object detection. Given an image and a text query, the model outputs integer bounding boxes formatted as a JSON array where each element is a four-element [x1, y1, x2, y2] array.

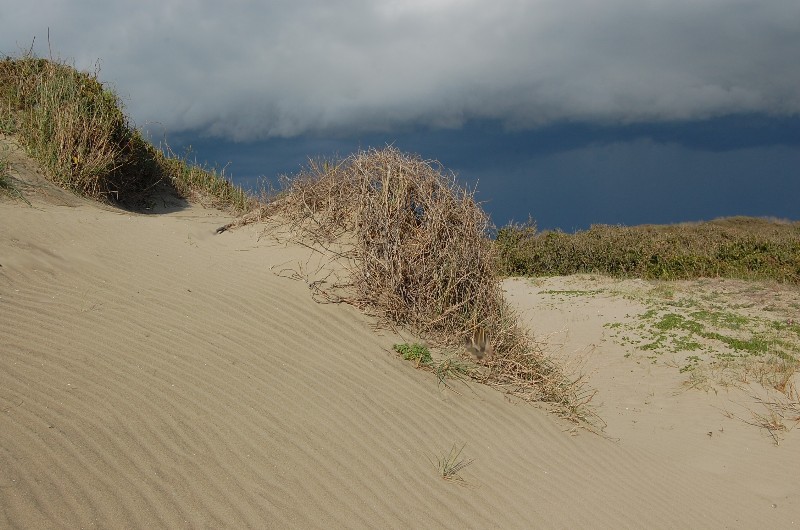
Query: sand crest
[[1, 162, 798, 527]]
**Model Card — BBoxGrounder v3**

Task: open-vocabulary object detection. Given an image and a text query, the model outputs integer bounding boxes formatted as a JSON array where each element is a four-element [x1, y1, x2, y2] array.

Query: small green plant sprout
[[680, 355, 702, 373], [394, 343, 433, 367], [430, 443, 474, 483]]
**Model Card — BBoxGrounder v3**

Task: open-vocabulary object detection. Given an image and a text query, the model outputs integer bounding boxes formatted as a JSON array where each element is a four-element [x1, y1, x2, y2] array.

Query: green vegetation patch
[[0, 155, 11, 189], [690, 310, 749, 330], [496, 218, 800, 284], [605, 282, 800, 396], [653, 313, 705, 334], [394, 343, 433, 367], [0, 54, 253, 213], [394, 343, 476, 389]]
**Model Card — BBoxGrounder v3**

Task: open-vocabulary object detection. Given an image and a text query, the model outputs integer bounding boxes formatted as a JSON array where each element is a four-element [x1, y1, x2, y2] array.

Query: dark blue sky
[[167, 115, 800, 231]]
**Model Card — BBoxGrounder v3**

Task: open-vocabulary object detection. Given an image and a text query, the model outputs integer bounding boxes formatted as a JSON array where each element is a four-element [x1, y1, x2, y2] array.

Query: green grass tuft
[[0, 53, 255, 213], [429, 443, 474, 483], [433, 357, 473, 387]]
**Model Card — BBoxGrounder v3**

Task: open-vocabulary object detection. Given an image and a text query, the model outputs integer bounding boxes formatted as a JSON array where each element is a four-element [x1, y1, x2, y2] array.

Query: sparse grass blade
[[430, 443, 474, 483], [434, 357, 473, 388]]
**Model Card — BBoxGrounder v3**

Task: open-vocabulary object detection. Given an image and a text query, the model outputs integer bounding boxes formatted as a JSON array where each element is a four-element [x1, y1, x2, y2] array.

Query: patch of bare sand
[[2, 162, 798, 526], [504, 275, 799, 526]]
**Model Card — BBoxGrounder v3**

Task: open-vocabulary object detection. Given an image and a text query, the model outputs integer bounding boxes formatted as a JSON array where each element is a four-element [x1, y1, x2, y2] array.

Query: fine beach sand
[[2, 144, 799, 528]]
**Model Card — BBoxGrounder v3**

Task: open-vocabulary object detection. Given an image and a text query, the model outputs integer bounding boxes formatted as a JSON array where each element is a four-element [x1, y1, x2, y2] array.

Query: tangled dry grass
[[258, 147, 592, 420]]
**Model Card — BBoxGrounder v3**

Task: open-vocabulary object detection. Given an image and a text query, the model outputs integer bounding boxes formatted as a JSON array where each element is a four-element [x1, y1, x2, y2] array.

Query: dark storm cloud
[[5, 0, 800, 140], [168, 116, 800, 230]]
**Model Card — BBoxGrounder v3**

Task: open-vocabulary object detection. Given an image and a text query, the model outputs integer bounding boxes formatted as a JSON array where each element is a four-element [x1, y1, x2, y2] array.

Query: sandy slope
[[1, 153, 798, 527]]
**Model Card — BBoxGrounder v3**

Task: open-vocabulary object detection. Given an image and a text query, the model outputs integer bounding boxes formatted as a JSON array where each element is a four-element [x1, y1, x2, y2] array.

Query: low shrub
[[497, 218, 800, 284]]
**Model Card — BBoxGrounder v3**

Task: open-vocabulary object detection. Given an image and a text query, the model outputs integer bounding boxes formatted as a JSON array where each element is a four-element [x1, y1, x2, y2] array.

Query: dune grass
[[496, 218, 800, 284], [606, 282, 799, 392], [430, 443, 473, 483], [0, 54, 253, 212]]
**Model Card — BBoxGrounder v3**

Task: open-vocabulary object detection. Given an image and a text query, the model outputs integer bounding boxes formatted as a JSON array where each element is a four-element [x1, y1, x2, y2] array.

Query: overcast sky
[[4, 0, 799, 229]]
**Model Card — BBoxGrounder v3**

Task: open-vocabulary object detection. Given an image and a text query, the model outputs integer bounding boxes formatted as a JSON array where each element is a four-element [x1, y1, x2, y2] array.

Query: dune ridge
[[2, 187, 798, 528]]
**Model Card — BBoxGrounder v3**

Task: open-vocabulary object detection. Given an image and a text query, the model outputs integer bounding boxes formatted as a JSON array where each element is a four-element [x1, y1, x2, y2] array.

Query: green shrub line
[[496, 218, 800, 284], [0, 54, 253, 213]]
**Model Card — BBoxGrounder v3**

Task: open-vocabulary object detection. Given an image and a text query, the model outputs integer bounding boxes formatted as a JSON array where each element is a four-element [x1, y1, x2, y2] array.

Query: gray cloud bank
[[5, 0, 800, 140]]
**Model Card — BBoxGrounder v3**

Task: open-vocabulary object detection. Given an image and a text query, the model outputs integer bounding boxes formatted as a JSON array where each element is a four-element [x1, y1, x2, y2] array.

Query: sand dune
[[2, 162, 798, 527]]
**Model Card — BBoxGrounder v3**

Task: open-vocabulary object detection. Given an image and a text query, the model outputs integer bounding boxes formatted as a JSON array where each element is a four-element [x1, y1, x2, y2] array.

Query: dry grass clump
[[263, 147, 590, 418], [0, 54, 253, 212], [497, 217, 800, 284]]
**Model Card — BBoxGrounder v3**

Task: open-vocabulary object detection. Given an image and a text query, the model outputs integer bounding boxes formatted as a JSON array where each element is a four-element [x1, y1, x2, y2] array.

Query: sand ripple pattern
[[1, 204, 796, 529]]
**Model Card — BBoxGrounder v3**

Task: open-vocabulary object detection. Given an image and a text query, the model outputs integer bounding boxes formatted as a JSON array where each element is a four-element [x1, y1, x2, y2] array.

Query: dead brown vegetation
[[259, 147, 592, 419]]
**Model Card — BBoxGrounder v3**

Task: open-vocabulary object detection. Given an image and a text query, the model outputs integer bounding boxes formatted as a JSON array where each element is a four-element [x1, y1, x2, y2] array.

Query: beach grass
[[430, 443, 473, 483], [591, 276, 800, 442], [0, 54, 253, 212]]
